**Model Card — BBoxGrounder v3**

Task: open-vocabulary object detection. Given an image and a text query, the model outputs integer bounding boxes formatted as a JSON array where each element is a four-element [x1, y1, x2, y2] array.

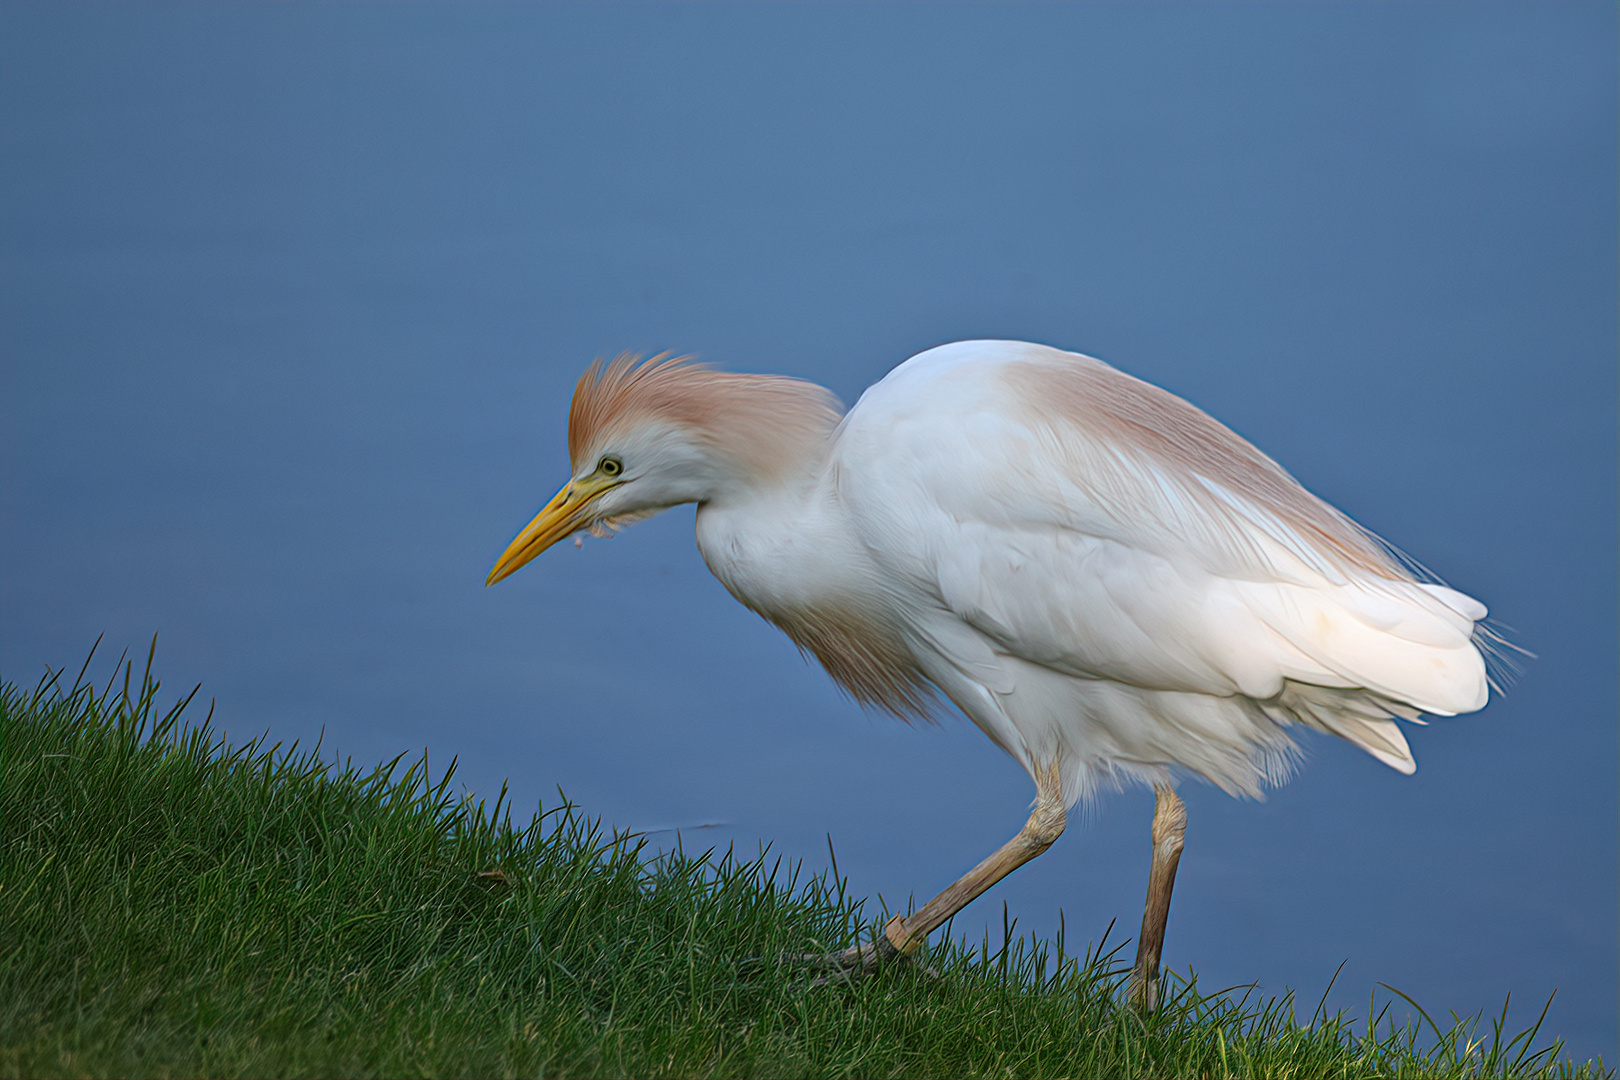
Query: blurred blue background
[[3, 2, 1614, 1062]]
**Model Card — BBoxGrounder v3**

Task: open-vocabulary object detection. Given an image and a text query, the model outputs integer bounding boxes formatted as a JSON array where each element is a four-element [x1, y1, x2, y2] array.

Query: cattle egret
[[487, 340, 1494, 1006]]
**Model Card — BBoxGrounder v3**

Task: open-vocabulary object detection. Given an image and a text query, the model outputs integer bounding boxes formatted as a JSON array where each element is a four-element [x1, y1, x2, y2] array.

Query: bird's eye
[[598, 456, 623, 477]]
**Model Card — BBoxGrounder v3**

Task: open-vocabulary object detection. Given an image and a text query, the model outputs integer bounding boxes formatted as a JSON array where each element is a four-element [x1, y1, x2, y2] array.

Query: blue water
[[3, 3, 1614, 1062]]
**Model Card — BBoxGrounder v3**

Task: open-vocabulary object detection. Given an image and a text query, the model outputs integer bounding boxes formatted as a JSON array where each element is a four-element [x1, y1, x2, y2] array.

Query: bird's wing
[[834, 341, 1488, 721]]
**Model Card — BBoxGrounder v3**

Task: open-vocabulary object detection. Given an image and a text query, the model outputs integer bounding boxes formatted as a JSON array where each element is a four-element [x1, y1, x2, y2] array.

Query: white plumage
[[701, 340, 1487, 801], [488, 338, 1495, 991]]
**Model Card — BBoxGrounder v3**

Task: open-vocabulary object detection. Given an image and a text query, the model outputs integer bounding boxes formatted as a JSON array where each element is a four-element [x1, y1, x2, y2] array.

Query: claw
[[777, 924, 940, 986], [778, 936, 894, 984]]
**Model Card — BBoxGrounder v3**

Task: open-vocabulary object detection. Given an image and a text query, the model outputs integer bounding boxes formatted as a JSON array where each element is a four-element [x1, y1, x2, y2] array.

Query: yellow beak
[[486, 476, 616, 586]]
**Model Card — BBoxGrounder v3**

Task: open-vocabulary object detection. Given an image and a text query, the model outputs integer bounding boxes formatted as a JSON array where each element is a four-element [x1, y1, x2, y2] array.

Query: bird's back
[[833, 341, 1491, 800]]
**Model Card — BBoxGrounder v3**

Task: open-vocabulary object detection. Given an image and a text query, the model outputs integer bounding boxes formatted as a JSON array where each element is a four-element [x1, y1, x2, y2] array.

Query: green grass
[[0, 647, 1607, 1079]]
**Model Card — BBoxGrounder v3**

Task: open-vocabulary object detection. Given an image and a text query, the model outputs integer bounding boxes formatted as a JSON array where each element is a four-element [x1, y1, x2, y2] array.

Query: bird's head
[[486, 353, 841, 586]]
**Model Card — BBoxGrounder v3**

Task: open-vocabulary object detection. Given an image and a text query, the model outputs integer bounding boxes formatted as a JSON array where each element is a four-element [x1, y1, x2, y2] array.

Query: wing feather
[[836, 341, 1490, 738]]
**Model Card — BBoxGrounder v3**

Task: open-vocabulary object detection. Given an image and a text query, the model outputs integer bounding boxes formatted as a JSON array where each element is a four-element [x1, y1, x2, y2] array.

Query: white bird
[[487, 340, 1494, 1004]]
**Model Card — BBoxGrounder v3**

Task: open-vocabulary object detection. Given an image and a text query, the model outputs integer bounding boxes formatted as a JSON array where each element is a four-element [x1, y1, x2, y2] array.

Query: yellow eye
[[598, 456, 623, 477]]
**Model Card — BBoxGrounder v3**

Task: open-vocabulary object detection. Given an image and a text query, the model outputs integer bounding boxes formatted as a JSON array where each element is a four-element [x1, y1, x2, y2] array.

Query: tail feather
[[1267, 682, 1419, 774], [1230, 576, 1490, 718]]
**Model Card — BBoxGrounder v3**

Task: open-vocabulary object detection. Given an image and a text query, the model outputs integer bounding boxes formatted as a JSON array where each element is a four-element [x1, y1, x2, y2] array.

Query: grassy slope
[[0, 652, 1605, 1079]]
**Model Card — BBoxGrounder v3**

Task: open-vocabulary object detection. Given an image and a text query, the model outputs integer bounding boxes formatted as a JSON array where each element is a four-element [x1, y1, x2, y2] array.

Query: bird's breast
[[693, 492, 937, 719]]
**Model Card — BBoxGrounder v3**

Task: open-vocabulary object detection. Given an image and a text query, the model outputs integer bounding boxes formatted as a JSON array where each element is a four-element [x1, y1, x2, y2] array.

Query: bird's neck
[[683, 376, 853, 606], [686, 374, 842, 501], [693, 461, 858, 613], [691, 443, 938, 720]]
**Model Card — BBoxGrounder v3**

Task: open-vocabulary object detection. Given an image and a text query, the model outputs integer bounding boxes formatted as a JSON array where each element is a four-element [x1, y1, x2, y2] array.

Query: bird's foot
[[1126, 964, 1162, 1012], [783, 916, 936, 985], [782, 937, 896, 985]]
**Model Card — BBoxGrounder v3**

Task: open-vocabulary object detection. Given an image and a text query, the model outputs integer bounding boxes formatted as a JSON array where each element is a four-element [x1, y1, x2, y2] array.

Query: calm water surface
[[3, 3, 1615, 1062]]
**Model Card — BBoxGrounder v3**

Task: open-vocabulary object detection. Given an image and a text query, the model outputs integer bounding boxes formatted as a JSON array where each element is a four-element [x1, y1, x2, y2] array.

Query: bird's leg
[[1128, 783, 1187, 1010], [812, 759, 1065, 976]]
